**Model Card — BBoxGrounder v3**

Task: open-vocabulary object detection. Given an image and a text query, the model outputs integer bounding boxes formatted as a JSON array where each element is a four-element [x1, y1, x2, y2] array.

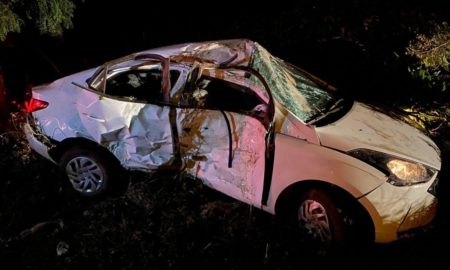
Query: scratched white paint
[[175, 108, 266, 204], [362, 174, 438, 242], [316, 102, 441, 169]]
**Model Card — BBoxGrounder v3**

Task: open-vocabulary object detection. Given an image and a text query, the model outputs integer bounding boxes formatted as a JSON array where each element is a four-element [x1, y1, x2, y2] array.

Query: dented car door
[[74, 56, 183, 171], [175, 72, 271, 204]]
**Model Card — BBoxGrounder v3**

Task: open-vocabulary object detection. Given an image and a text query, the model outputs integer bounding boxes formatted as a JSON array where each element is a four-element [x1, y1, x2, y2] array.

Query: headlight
[[348, 149, 436, 186]]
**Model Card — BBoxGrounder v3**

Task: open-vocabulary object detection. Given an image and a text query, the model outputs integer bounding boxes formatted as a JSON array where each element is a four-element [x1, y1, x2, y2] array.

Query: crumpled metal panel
[[103, 104, 175, 170], [171, 39, 255, 67], [251, 44, 334, 123], [76, 100, 175, 171], [35, 77, 176, 170], [32, 39, 322, 182], [177, 108, 265, 202], [32, 40, 266, 179]]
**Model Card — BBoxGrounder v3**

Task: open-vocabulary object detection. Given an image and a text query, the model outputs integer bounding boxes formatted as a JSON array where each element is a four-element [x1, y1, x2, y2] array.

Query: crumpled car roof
[[136, 39, 256, 68]]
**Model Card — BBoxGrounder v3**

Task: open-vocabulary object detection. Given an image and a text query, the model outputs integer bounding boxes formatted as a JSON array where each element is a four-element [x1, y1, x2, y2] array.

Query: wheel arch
[[274, 179, 375, 242], [49, 137, 120, 166], [53, 136, 129, 197]]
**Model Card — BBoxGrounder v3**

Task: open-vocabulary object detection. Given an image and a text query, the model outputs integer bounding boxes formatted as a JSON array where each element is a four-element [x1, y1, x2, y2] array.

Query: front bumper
[[359, 173, 439, 243], [23, 121, 56, 164]]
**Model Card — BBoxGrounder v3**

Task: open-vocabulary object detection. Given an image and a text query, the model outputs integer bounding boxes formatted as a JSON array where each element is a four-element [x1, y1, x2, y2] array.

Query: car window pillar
[[134, 54, 171, 103], [222, 66, 276, 206]]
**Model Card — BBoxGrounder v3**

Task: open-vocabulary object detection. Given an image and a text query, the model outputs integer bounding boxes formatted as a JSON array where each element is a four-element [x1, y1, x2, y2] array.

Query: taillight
[[24, 98, 49, 113]]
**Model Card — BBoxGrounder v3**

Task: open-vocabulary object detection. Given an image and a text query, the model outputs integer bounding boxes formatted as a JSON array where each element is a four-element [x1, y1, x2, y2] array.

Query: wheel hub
[[298, 199, 332, 242], [65, 156, 104, 195]]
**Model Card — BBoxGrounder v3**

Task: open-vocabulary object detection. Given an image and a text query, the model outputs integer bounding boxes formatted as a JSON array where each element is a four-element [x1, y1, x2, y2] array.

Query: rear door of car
[[74, 57, 186, 171]]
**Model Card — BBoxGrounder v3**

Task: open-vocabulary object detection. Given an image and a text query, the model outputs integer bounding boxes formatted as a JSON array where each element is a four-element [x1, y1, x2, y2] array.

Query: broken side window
[[105, 67, 180, 103], [183, 76, 265, 115]]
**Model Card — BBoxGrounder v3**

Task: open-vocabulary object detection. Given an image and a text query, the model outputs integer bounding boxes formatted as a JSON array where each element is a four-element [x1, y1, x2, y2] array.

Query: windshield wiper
[[306, 98, 344, 125]]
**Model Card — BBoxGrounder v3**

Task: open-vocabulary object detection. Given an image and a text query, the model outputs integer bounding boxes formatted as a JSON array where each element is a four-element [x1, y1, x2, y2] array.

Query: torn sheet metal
[[176, 108, 265, 203], [78, 97, 176, 170], [33, 77, 176, 170], [109, 105, 175, 170], [169, 39, 255, 67]]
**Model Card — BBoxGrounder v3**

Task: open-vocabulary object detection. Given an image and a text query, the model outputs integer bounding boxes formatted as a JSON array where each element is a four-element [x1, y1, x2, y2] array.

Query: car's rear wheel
[[296, 189, 345, 244], [59, 146, 126, 197]]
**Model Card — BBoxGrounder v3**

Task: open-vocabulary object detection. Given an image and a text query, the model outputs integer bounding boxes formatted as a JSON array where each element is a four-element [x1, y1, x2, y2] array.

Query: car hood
[[316, 102, 441, 170]]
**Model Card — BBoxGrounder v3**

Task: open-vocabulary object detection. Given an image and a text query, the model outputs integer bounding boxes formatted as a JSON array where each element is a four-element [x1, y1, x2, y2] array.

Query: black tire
[[296, 189, 345, 244], [59, 146, 127, 198]]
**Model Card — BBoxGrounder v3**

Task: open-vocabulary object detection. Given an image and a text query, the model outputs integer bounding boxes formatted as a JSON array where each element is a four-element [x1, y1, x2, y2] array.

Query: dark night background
[[0, 1, 449, 269]]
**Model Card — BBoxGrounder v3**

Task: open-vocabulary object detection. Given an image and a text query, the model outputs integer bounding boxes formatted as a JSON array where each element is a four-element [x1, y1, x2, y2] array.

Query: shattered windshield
[[250, 43, 337, 123]]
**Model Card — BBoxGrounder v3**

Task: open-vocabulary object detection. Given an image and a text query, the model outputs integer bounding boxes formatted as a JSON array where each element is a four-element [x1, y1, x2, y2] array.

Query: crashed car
[[23, 39, 441, 243]]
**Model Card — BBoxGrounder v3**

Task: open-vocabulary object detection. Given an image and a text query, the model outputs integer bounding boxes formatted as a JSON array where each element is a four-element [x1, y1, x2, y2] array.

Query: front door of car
[[175, 74, 270, 204]]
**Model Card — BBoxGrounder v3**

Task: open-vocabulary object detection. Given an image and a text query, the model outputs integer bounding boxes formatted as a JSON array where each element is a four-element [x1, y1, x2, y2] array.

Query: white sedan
[[23, 39, 441, 244]]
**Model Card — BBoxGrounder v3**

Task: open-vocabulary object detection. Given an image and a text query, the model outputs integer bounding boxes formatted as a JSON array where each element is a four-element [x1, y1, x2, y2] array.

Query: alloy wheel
[[65, 156, 104, 195]]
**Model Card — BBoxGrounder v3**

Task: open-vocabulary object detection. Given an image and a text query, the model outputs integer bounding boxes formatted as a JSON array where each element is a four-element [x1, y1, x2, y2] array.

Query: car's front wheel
[[59, 146, 126, 197], [296, 189, 345, 244]]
